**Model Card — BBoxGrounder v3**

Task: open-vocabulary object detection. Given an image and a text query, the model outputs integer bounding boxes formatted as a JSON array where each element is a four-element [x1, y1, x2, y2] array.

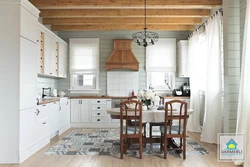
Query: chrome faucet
[[42, 87, 51, 98]]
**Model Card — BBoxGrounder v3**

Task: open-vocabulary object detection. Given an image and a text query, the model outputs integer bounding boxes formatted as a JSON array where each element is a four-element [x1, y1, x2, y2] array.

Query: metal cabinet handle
[[59, 106, 61, 111], [35, 109, 40, 116], [97, 119, 100, 122], [97, 101, 100, 103], [97, 107, 100, 109], [42, 122, 46, 124], [97, 113, 100, 115], [66, 101, 69, 105]]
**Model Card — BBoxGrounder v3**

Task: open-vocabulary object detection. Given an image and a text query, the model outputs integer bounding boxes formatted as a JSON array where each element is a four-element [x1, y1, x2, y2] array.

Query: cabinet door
[[178, 41, 189, 78], [20, 6, 38, 43], [71, 99, 81, 123], [80, 100, 91, 122], [59, 42, 68, 78], [20, 37, 37, 110], [36, 105, 50, 142], [44, 34, 50, 75], [48, 102, 60, 135], [49, 38, 57, 76], [20, 108, 37, 152]]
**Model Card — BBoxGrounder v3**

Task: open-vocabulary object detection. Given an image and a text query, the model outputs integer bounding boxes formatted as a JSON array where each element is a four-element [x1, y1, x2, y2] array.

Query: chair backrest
[[164, 100, 188, 136], [120, 100, 142, 136], [159, 96, 165, 105]]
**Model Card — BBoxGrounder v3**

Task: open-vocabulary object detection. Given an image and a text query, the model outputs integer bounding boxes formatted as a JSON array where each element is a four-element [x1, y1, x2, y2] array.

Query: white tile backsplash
[[107, 71, 138, 96]]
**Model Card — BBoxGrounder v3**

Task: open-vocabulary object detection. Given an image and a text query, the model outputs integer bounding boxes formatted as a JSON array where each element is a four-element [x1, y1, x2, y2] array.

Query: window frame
[[69, 38, 100, 94]]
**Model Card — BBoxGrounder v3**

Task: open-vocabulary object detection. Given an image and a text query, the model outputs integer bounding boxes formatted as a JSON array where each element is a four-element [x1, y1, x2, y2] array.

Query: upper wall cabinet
[[58, 42, 68, 78], [44, 34, 57, 76], [177, 40, 189, 78], [38, 23, 68, 78], [20, 3, 39, 43]]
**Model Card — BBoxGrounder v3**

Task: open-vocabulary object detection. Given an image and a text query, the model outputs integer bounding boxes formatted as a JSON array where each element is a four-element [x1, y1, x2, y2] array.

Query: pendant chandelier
[[132, 0, 159, 47]]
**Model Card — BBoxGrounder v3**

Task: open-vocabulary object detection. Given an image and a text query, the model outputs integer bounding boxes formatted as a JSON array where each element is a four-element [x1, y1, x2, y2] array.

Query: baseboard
[[58, 124, 71, 135], [19, 137, 50, 163], [71, 123, 120, 128]]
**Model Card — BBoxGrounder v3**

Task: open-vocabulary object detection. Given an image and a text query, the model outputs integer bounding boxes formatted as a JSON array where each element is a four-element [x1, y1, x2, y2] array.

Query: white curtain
[[235, 0, 250, 165], [187, 32, 201, 133], [200, 13, 223, 144]]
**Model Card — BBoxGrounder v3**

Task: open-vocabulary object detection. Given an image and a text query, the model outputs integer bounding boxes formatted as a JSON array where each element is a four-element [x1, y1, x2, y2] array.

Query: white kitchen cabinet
[[48, 102, 60, 136], [36, 105, 50, 142], [177, 40, 189, 78], [20, 6, 38, 43], [20, 108, 38, 154], [19, 38, 38, 110], [91, 99, 107, 123], [38, 23, 68, 78], [44, 34, 57, 76], [58, 42, 68, 78], [0, 0, 40, 163], [71, 99, 91, 123], [19, 105, 50, 162], [59, 98, 70, 129]]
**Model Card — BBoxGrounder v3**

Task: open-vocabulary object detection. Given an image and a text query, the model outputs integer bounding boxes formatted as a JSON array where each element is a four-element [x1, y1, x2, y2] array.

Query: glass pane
[[77, 75, 83, 86], [83, 75, 94, 86]]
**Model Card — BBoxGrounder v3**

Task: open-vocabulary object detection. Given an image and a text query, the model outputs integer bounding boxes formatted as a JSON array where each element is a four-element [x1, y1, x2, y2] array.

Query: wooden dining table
[[106, 107, 193, 144]]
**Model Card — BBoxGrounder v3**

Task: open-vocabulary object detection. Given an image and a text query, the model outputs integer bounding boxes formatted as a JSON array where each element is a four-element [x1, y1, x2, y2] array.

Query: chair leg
[[160, 133, 163, 151], [139, 136, 143, 159], [164, 135, 168, 159], [180, 138, 183, 147], [149, 124, 152, 140], [120, 137, 123, 159], [183, 137, 186, 160]]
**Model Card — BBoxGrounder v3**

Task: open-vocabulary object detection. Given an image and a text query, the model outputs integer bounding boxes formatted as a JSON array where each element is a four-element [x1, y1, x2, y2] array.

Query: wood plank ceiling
[[29, 0, 222, 31]]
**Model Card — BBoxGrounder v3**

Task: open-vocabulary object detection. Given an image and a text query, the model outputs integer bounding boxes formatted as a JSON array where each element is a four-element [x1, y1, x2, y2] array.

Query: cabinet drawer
[[92, 110, 106, 117], [91, 104, 107, 111], [91, 99, 106, 104], [91, 116, 106, 123]]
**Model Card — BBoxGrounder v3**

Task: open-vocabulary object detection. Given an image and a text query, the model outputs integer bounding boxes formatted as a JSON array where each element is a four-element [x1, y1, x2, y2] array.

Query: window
[[69, 38, 100, 93], [146, 38, 176, 92], [147, 72, 175, 92]]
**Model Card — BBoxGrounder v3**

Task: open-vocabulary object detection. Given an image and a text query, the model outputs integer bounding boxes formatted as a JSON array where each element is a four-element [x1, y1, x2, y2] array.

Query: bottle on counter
[[132, 90, 135, 96]]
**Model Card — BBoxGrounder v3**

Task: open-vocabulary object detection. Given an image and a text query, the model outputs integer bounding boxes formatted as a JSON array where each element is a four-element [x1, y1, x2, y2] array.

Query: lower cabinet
[[19, 98, 71, 162], [71, 99, 91, 123], [70, 99, 118, 127]]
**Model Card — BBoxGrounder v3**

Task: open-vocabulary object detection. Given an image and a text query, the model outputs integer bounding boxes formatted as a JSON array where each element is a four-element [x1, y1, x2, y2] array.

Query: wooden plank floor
[[0, 129, 242, 167]]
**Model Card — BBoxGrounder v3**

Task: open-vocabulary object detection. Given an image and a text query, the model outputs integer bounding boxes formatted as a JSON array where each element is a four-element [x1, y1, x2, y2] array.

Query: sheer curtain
[[200, 13, 223, 144], [235, 0, 250, 165], [187, 32, 201, 132]]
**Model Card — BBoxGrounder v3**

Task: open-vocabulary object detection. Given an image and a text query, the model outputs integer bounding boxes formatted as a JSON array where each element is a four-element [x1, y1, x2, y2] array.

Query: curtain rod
[[187, 8, 223, 39]]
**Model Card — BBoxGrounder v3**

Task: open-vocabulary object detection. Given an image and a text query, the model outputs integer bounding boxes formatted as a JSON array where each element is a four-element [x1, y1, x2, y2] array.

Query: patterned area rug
[[45, 129, 209, 156]]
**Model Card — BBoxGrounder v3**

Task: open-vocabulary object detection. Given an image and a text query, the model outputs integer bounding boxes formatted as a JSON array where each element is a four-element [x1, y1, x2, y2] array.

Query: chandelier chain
[[132, 0, 159, 47]]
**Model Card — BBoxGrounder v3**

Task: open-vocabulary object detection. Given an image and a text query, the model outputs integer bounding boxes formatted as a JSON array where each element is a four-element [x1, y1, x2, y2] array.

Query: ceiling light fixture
[[132, 0, 159, 47]]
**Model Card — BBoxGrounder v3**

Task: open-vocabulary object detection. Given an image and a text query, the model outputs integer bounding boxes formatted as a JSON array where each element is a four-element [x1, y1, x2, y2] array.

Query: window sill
[[69, 89, 101, 94]]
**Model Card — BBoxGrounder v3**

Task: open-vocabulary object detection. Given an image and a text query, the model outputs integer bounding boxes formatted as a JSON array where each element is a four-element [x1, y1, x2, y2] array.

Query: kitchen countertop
[[38, 97, 69, 105], [68, 95, 190, 99]]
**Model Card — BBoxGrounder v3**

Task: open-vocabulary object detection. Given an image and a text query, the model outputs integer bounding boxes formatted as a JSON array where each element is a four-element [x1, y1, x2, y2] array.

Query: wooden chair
[[127, 96, 146, 138], [160, 100, 188, 159], [149, 96, 165, 139], [120, 100, 143, 159]]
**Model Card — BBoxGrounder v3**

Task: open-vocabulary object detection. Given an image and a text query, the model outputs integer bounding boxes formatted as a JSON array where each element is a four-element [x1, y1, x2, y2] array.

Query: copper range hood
[[106, 39, 139, 71]]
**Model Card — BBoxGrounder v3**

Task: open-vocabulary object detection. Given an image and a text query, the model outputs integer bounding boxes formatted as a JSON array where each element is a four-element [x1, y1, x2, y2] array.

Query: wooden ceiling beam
[[51, 25, 194, 31], [30, 0, 222, 9], [40, 9, 210, 18], [43, 18, 201, 25]]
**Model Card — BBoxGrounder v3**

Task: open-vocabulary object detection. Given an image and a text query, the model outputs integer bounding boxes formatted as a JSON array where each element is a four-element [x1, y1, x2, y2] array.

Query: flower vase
[[142, 105, 147, 111]]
